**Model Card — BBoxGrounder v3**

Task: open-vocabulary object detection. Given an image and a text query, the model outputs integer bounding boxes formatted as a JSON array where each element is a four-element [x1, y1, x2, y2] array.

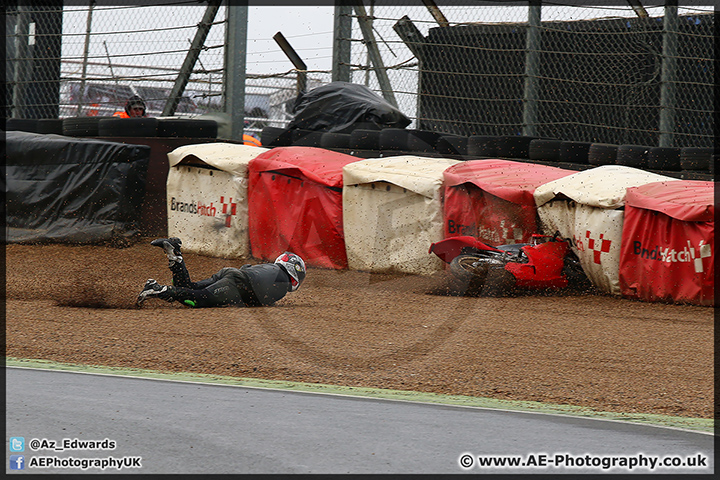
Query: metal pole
[[273, 32, 307, 95], [77, 0, 95, 116], [658, 1, 678, 147], [627, 0, 649, 18], [352, 1, 397, 108], [522, 0, 541, 137], [331, 2, 352, 82], [364, 2, 373, 87], [103, 41, 120, 108], [422, 0, 449, 28], [224, 3, 248, 141], [393, 16, 426, 129], [163, 0, 222, 117], [12, 5, 31, 118]]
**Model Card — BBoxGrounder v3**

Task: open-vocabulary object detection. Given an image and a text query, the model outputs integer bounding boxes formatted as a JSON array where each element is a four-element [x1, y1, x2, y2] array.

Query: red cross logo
[[690, 240, 712, 273], [586, 230, 612, 264], [499, 220, 524, 244], [219, 196, 237, 227]]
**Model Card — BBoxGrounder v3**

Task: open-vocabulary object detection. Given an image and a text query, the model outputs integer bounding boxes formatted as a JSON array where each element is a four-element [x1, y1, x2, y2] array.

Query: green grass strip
[[5, 357, 713, 434]]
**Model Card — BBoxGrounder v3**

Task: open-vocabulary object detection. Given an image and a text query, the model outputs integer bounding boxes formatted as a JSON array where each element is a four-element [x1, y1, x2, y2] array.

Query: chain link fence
[[341, 2, 714, 148], [7, 2, 224, 119], [5, 2, 714, 148]]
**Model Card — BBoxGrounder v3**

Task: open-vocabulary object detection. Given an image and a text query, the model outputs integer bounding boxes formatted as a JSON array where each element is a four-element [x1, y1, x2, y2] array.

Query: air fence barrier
[[162, 142, 714, 306], [4, 124, 714, 306]]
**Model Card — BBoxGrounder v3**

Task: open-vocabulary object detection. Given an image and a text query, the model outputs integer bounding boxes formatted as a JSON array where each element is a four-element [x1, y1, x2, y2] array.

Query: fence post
[[224, 4, 248, 142], [393, 16, 426, 129], [659, 2, 678, 147], [273, 32, 308, 95], [332, 2, 352, 82], [77, 1, 95, 117], [522, 0, 541, 138], [11, 6, 32, 119]]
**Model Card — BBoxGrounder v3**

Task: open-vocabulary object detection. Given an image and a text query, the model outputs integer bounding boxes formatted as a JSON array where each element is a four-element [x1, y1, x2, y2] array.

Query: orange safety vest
[[243, 134, 262, 147], [113, 111, 130, 118]]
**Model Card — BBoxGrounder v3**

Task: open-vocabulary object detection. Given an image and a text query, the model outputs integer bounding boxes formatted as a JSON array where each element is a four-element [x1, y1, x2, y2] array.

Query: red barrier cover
[[248, 146, 360, 269], [442, 159, 573, 245], [619, 181, 714, 305]]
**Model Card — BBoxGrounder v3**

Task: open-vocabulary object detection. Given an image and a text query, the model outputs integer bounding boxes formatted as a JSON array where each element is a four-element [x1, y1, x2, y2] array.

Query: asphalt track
[[5, 362, 714, 475]]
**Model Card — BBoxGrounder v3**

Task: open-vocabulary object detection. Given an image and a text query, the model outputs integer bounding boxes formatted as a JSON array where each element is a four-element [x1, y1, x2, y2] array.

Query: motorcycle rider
[[137, 237, 306, 307]]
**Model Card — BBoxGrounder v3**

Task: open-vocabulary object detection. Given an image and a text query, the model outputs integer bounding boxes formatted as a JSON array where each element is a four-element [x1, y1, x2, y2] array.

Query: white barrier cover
[[342, 155, 460, 275], [533, 165, 680, 294], [534, 165, 679, 209], [166, 143, 268, 258]]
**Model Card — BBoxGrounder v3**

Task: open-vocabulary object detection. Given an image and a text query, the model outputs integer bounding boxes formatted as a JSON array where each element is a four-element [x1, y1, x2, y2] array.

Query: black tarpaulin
[[287, 82, 411, 133], [5, 131, 150, 244]]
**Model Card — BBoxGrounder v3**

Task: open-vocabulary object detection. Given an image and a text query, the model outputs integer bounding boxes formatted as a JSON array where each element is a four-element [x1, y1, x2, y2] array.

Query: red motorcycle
[[429, 233, 590, 296]]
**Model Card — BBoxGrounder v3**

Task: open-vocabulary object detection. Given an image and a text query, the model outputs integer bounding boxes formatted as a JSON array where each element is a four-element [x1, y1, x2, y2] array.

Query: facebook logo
[[9, 437, 25, 452], [9, 455, 25, 470]]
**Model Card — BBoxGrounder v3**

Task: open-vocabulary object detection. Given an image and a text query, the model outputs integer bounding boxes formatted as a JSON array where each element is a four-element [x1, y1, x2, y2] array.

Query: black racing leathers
[[168, 260, 292, 308]]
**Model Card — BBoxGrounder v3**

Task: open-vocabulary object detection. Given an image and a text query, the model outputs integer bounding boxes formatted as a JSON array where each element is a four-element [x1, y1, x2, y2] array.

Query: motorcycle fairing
[[505, 240, 569, 289], [429, 236, 505, 264]]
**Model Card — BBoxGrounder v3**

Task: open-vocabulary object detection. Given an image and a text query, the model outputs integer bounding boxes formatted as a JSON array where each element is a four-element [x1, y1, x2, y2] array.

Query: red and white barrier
[[166, 142, 268, 258], [620, 180, 714, 305]]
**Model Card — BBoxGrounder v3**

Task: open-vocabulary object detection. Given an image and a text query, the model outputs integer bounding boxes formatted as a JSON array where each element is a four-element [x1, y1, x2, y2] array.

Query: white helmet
[[275, 252, 306, 292]]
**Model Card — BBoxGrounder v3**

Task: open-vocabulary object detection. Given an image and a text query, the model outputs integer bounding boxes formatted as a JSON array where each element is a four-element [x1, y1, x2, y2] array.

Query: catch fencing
[[5, 2, 714, 147], [338, 2, 714, 148]]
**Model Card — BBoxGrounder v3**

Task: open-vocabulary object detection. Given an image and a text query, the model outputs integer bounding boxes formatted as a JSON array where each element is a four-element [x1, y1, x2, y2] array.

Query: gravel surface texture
[[5, 240, 714, 419]]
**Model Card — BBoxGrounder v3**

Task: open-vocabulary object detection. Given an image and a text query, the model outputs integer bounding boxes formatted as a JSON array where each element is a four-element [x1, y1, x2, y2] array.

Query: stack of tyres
[[62, 116, 114, 137], [435, 134, 468, 157], [588, 144, 618, 166], [320, 132, 351, 151], [98, 117, 159, 137], [291, 129, 323, 147], [378, 128, 412, 156], [495, 135, 539, 160], [466, 135, 498, 158], [261, 126, 292, 147], [348, 129, 381, 158], [559, 141, 592, 165], [646, 147, 682, 172], [616, 145, 650, 169], [405, 130, 445, 156], [680, 147, 714, 180], [37, 119, 64, 135], [156, 119, 217, 138], [529, 139, 562, 162], [6, 118, 40, 133]]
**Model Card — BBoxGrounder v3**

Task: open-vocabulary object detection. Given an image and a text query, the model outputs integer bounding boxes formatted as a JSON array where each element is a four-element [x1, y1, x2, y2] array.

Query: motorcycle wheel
[[448, 255, 490, 296]]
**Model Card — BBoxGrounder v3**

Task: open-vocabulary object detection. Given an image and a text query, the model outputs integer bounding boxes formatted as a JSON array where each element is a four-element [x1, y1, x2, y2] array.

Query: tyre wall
[[6, 129, 713, 304]]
